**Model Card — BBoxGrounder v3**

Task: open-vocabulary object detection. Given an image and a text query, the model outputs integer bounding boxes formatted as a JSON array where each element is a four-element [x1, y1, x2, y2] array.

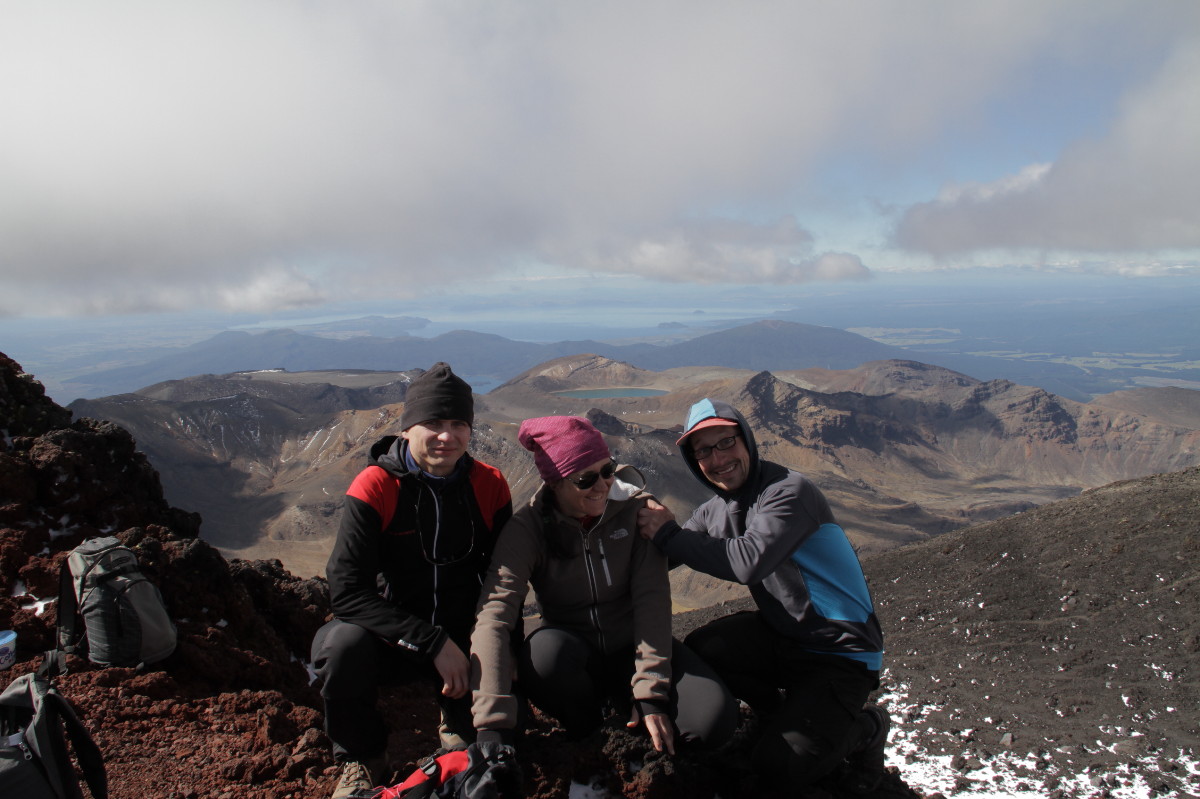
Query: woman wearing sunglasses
[[469, 415, 737, 761]]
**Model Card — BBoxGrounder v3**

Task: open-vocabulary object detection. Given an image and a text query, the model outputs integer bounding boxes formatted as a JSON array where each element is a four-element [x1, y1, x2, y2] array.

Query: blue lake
[[553, 388, 669, 398]]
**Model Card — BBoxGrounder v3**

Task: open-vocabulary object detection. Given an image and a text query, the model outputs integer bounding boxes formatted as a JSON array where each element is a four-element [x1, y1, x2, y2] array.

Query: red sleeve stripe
[[347, 461, 508, 532], [470, 462, 511, 531], [346, 465, 400, 530]]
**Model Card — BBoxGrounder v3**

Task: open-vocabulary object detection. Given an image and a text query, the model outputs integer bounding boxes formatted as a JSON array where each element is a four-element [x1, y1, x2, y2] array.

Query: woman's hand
[[627, 707, 676, 755], [642, 712, 676, 755]]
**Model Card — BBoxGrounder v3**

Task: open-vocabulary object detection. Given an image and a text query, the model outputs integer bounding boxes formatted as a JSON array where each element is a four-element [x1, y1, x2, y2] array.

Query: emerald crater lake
[[551, 388, 669, 398]]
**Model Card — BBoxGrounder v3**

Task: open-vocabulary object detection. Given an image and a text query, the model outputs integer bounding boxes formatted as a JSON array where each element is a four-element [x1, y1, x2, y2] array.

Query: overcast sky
[[2, 1, 1198, 319]]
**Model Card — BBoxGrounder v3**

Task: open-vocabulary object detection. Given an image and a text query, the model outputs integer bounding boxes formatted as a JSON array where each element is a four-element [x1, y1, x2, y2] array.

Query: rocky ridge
[[2, 352, 331, 797]]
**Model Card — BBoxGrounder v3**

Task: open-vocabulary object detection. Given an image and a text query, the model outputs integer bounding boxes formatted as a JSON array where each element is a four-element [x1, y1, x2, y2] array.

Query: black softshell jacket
[[326, 435, 512, 658]]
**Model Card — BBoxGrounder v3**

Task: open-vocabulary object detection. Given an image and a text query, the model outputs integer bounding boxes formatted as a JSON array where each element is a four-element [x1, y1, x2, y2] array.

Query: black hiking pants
[[684, 610, 879, 788], [310, 618, 473, 762], [519, 625, 738, 748]]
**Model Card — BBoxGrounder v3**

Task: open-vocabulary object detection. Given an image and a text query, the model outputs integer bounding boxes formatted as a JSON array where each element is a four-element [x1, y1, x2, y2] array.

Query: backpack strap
[[18, 657, 109, 799], [55, 557, 83, 659], [378, 749, 472, 798], [37, 650, 67, 680], [41, 687, 109, 799]]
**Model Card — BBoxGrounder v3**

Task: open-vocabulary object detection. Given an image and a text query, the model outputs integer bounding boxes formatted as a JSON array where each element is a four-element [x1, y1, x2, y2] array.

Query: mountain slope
[[1089, 385, 1200, 429], [68, 371, 421, 576], [866, 466, 1199, 796]]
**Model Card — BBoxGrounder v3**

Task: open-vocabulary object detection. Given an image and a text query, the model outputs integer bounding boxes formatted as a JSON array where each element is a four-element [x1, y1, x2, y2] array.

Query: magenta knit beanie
[[518, 416, 612, 483]]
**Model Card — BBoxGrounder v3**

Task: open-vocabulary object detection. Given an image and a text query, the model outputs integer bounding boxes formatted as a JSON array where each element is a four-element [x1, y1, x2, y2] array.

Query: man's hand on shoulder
[[638, 499, 675, 541]]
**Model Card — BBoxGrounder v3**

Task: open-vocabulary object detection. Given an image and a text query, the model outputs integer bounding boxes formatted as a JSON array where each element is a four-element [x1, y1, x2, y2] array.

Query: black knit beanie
[[400, 362, 475, 431]]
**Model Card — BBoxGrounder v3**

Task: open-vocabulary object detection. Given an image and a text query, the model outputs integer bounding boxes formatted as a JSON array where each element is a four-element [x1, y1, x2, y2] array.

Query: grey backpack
[[57, 536, 177, 668], [0, 653, 108, 799]]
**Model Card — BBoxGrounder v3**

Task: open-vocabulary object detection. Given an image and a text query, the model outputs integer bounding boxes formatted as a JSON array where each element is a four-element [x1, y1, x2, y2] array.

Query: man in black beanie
[[312, 363, 513, 799]]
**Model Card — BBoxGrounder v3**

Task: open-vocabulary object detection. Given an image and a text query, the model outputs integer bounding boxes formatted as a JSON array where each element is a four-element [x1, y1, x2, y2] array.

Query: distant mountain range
[[68, 355, 1200, 582], [63, 318, 1150, 402]]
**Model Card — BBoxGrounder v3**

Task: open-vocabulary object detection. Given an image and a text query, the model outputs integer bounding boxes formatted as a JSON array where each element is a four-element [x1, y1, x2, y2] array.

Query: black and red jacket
[[326, 435, 512, 659]]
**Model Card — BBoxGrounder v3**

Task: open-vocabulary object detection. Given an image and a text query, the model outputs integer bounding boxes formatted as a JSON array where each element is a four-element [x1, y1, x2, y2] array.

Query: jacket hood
[[608, 462, 647, 500], [532, 463, 648, 527], [369, 435, 409, 475], [368, 434, 473, 482], [676, 399, 760, 498]]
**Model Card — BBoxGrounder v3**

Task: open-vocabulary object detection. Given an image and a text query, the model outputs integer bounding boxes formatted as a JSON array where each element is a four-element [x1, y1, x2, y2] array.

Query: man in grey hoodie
[[637, 398, 889, 793]]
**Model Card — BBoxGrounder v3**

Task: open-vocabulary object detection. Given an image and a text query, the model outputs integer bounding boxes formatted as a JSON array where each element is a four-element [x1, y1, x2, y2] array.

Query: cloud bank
[[1, 1, 1196, 316], [893, 42, 1200, 256]]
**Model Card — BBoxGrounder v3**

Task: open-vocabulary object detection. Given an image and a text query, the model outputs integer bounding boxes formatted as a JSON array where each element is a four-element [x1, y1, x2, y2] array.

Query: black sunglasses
[[567, 461, 617, 490], [691, 434, 740, 461]]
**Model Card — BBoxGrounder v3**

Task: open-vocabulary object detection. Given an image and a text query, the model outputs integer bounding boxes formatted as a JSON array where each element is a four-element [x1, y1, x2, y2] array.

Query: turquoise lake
[[553, 388, 669, 398]]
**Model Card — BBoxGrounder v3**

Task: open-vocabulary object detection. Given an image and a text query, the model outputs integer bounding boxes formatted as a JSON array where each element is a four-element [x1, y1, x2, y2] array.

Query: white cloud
[[0, 1, 1196, 317], [933, 164, 1053, 205], [215, 265, 328, 314], [548, 216, 869, 284]]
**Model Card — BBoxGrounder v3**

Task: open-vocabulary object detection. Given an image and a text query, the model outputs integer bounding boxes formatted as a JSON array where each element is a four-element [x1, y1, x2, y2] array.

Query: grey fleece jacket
[[470, 464, 672, 734]]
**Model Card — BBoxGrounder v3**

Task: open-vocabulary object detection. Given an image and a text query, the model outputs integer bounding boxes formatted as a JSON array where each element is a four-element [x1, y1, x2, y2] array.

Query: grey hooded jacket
[[652, 399, 883, 669]]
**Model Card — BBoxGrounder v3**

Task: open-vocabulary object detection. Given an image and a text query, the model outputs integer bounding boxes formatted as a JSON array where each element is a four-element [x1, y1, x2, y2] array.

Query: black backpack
[[0, 653, 108, 799], [367, 742, 523, 799], [57, 536, 177, 668]]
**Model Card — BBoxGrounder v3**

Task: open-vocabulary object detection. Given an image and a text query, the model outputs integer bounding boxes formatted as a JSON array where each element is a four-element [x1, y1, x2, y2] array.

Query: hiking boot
[[842, 703, 890, 794], [438, 720, 470, 751], [438, 706, 474, 751], [330, 755, 387, 799]]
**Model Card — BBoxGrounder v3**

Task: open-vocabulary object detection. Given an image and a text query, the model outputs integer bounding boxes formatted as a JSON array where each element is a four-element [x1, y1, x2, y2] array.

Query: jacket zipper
[[580, 528, 605, 652], [592, 497, 615, 587], [597, 536, 613, 586], [427, 482, 442, 626]]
